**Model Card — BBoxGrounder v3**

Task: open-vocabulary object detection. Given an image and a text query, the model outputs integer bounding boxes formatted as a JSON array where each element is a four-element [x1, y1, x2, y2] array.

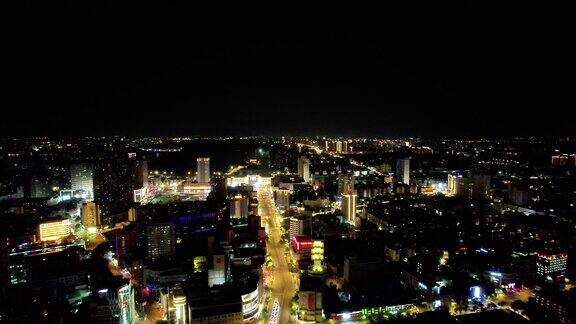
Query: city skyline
[[2, 135, 576, 323], [2, 3, 575, 323]]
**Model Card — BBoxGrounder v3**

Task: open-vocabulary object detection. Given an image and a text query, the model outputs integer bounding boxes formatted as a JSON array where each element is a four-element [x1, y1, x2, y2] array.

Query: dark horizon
[[1, 106, 573, 139], [4, 3, 573, 138]]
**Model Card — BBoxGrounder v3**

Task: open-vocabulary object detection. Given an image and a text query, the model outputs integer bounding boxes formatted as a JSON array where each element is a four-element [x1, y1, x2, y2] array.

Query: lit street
[[141, 302, 165, 324], [488, 288, 534, 305], [259, 186, 298, 324]]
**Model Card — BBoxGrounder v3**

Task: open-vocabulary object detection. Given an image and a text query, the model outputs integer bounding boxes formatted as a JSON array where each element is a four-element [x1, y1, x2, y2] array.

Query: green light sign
[[361, 305, 406, 316]]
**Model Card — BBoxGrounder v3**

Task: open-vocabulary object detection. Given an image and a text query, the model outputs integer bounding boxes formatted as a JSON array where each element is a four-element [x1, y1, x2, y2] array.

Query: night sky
[[3, 3, 573, 138]]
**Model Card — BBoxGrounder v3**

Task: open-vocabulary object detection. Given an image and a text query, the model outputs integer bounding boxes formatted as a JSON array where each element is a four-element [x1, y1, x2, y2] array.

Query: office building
[[128, 207, 137, 222], [534, 291, 571, 324], [8, 245, 83, 286], [298, 156, 310, 182], [81, 201, 101, 227], [274, 188, 290, 210], [70, 163, 94, 200], [208, 254, 226, 287], [163, 285, 187, 324], [28, 176, 52, 198], [143, 266, 187, 286], [537, 252, 567, 277], [342, 141, 348, 154], [146, 223, 176, 263], [93, 157, 131, 224], [137, 159, 148, 188], [249, 198, 258, 216], [188, 288, 243, 323], [509, 186, 528, 206], [230, 196, 249, 219], [38, 219, 71, 242], [448, 174, 472, 197], [128, 154, 149, 203], [338, 174, 354, 195], [298, 276, 323, 323], [447, 173, 490, 199], [290, 216, 311, 241], [343, 254, 385, 285], [324, 140, 330, 151], [247, 214, 261, 230], [197, 157, 210, 184], [396, 158, 410, 184], [551, 154, 576, 167], [93, 280, 135, 324], [471, 174, 491, 199]]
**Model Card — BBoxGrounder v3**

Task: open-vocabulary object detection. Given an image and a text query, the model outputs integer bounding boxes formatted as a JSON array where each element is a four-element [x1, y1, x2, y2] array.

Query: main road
[[258, 186, 298, 324]]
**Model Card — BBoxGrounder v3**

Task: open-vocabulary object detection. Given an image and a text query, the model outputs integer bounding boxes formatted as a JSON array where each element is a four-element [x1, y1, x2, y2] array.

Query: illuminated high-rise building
[[396, 158, 410, 185], [324, 140, 330, 151], [297, 156, 310, 182], [342, 194, 357, 225], [128, 207, 137, 222], [551, 154, 575, 166], [27, 175, 51, 198], [70, 163, 94, 200], [230, 195, 249, 218], [95, 280, 135, 324], [174, 287, 187, 324], [249, 197, 258, 216], [165, 284, 187, 324], [342, 141, 348, 154], [127, 153, 149, 203], [338, 174, 354, 195], [208, 254, 226, 287], [81, 201, 101, 227], [298, 286, 323, 323], [197, 157, 210, 184], [290, 216, 311, 241], [447, 173, 489, 199], [137, 160, 148, 188], [335, 141, 343, 153], [94, 155, 131, 224], [146, 223, 175, 263], [534, 292, 570, 324], [274, 188, 291, 209], [447, 174, 459, 196]]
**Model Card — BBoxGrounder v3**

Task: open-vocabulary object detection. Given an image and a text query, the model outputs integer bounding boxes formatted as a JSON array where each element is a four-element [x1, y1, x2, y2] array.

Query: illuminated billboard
[[291, 235, 312, 253], [470, 286, 483, 300], [38, 219, 71, 242], [311, 240, 325, 274], [193, 256, 207, 272], [118, 284, 134, 324]]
